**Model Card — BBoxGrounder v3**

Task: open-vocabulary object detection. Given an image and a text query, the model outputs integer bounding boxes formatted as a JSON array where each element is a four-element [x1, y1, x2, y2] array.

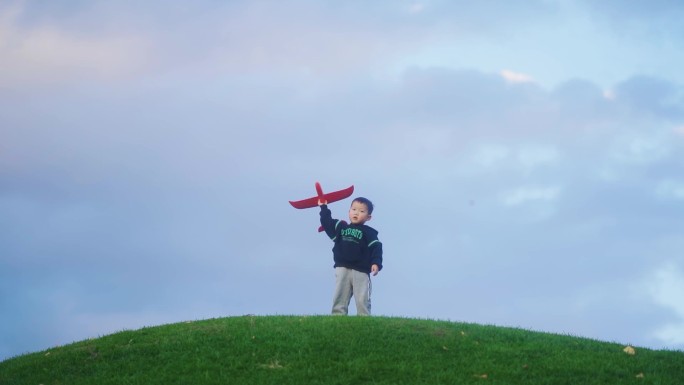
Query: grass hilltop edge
[[1, 315, 683, 384]]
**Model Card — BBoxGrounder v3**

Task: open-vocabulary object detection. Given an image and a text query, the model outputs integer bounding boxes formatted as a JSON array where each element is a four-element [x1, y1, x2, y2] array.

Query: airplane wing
[[289, 183, 354, 209], [289, 196, 321, 209], [321, 185, 354, 204]]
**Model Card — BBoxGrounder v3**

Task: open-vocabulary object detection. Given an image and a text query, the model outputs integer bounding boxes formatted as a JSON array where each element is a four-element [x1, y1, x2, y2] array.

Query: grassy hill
[[1, 316, 682, 384]]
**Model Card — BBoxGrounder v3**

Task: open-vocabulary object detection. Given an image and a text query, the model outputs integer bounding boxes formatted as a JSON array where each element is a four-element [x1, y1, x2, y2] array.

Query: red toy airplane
[[289, 182, 354, 209], [290, 182, 353, 232]]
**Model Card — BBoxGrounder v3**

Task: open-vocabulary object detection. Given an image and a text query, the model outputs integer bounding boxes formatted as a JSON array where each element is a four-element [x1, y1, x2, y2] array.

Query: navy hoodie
[[319, 204, 383, 274]]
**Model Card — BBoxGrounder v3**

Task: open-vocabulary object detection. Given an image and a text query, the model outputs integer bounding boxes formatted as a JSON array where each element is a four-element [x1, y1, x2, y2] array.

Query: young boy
[[319, 197, 383, 315]]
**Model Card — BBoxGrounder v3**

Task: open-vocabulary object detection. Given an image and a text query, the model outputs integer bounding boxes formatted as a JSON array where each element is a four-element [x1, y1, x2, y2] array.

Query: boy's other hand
[[371, 264, 379, 276]]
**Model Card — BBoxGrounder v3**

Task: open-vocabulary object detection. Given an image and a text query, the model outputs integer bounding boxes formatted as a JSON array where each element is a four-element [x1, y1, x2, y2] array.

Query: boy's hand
[[318, 199, 327, 206], [371, 264, 379, 276]]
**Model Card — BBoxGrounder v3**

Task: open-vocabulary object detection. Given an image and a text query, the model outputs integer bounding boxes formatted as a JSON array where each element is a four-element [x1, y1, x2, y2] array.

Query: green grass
[[1, 316, 682, 384]]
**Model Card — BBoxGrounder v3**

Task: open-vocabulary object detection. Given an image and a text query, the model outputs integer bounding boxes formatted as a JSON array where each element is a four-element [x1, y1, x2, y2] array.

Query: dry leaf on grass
[[623, 346, 636, 355], [260, 360, 284, 369]]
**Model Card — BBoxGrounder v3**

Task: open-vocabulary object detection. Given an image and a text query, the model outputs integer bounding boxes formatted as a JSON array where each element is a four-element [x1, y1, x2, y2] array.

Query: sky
[[2, 0, 684, 361]]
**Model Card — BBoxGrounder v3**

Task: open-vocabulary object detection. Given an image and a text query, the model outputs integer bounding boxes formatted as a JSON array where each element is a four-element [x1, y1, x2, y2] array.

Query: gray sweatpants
[[332, 266, 372, 315]]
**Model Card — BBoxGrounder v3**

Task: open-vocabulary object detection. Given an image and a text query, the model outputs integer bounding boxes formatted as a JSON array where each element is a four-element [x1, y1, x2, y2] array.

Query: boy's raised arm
[[319, 204, 338, 240]]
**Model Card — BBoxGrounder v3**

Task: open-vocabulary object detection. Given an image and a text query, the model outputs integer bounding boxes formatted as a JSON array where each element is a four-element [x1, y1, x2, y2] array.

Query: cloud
[[674, 126, 684, 136], [0, 1, 585, 89], [470, 144, 511, 168], [407, 3, 425, 14], [457, 144, 559, 178], [608, 132, 672, 165], [656, 180, 684, 201], [0, 2, 153, 87], [501, 69, 535, 84], [581, 0, 684, 27], [602, 89, 616, 100], [500, 186, 561, 207], [646, 263, 684, 345], [613, 75, 684, 118], [517, 146, 559, 171]]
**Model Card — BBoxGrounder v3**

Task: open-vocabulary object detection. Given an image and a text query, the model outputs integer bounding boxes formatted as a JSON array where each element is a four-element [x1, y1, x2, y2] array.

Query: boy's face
[[349, 201, 372, 225]]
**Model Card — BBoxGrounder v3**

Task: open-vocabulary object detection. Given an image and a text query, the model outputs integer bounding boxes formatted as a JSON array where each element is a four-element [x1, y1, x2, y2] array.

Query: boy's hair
[[352, 197, 374, 214]]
